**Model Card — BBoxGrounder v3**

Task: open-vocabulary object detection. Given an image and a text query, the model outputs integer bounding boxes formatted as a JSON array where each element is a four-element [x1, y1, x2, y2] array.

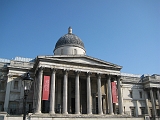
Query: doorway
[[71, 98, 75, 114]]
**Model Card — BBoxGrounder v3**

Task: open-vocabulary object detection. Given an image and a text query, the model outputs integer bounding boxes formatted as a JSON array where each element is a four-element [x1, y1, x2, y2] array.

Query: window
[[139, 91, 142, 98], [9, 102, 18, 115], [74, 49, 77, 55], [14, 81, 18, 89], [130, 90, 133, 98], [0, 81, 5, 90], [61, 49, 63, 55], [130, 107, 135, 116], [140, 107, 145, 115]]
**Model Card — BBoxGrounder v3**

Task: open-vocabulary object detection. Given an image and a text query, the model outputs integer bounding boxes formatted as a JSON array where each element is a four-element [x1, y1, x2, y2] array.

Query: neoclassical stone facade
[[0, 27, 160, 120], [32, 55, 123, 115]]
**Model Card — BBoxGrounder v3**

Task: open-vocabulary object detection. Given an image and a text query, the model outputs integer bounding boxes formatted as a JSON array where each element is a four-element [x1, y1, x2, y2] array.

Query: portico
[[33, 55, 123, 115]]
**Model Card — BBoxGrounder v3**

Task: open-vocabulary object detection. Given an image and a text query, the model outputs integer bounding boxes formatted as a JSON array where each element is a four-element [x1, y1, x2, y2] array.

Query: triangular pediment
[[37, 55, 122, 70]]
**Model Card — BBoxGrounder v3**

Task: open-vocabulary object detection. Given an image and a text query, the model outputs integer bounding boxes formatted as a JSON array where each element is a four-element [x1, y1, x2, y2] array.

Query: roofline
[[36, 55, 122, 69]]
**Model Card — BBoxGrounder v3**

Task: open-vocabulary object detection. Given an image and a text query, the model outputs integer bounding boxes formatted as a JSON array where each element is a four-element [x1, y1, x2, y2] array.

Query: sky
[[0, 0, 160, 75]]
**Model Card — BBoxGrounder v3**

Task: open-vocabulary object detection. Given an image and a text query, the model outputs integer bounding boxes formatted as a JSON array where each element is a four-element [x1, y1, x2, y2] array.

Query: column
[[150, 88, 157, 117], [117, 76, 123, 115], [97, 73, 103, 114], [49, 69, 56, 114], [144, 91, 150, 115], [157, 89, 160, 110], [104, 80, 108, 114], [68, 79, 71, 113], [4, 75, 12, 112], [80, 80, 83, 113], [135, 100, 140, 117], [63, 70, 68, 114], [87, 72, 92, 114], [75, 71, 80, 114], [107, 75, 113, 115], [35, 67, 43, 114]]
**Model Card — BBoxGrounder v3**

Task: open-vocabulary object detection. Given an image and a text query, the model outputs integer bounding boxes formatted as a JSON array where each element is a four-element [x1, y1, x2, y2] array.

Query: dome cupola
[[54, 27, 86, 55]]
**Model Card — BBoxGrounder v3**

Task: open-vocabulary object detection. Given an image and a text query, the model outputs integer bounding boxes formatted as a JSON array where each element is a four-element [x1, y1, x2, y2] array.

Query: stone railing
[[10, 61, 34, 68]]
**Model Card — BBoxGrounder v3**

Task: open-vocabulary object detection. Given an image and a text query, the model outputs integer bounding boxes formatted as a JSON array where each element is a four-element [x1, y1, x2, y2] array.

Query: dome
[[54, 27, 85, 51], [54, 27, 86, 55]]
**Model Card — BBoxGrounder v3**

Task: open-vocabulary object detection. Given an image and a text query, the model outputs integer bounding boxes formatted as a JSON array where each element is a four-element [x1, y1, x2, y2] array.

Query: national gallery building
[[0, 27, 160, 120]]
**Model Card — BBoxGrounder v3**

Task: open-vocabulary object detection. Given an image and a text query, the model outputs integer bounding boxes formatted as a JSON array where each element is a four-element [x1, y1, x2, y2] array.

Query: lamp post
[[22, 72, 33, 120]]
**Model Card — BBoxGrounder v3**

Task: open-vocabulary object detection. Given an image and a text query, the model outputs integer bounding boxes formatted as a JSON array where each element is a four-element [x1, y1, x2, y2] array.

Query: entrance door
[[71, 98, 75, 114]]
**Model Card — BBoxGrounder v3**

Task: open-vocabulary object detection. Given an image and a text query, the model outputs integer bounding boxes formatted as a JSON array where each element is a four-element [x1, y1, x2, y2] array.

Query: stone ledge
[[30, 114, 131, 118]]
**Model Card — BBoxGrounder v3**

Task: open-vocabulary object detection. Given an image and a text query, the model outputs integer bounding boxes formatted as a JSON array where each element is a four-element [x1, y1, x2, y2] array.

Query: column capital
[[86, 72, 92, 76], [105, 74, 111, 79], [38, 67, 44, 72], [96, 73, 101, 79], [75, 71, 81, 75], [51, 68, 57, 73], [63, 69, 69, 75], [116, 75, 121, 79]]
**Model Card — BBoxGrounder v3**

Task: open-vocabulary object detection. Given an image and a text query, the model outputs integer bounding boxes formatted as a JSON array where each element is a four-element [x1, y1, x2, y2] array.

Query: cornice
[[35, 55, 121, 71]]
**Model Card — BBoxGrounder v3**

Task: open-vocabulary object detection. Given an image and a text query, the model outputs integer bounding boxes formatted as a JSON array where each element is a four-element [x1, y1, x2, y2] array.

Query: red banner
[[111, 82, 117, 103], [42, 76, 50, 100]]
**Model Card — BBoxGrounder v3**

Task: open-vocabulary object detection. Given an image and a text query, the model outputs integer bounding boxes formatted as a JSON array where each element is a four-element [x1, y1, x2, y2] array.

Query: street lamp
[[22, 72, 33, 120]]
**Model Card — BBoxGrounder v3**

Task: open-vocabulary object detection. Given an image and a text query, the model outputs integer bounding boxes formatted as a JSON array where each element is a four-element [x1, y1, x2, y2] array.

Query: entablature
[[144, 83, 160, 89], [36, 61, 120, 76]]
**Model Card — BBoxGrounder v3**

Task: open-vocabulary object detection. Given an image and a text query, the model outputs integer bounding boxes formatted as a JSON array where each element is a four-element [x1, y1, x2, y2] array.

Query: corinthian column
[[63, 70, 68, 114], [157, 89, 160, 111], [87, 72, 92, 114], [150, 88, 157, 117], [49, 69, 56, 114], [35, 67, 43, 114], [117, 76, 123, 115], [75, 71, 80, 114], [107, 75, 113, 115], [97, 73, 103, 114]]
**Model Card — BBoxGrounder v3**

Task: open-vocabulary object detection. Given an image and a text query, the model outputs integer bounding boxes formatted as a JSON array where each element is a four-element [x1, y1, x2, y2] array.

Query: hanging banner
[[42, 76, 50, 100], [111, 82, 117, 103]]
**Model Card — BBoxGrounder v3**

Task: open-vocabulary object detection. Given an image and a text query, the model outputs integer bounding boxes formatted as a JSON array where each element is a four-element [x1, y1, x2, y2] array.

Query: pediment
[[37, 55, 122, 70]]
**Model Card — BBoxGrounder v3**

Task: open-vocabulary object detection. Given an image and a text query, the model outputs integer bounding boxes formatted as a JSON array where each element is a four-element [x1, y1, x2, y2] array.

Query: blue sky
[[0, 0, 160, 75]]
